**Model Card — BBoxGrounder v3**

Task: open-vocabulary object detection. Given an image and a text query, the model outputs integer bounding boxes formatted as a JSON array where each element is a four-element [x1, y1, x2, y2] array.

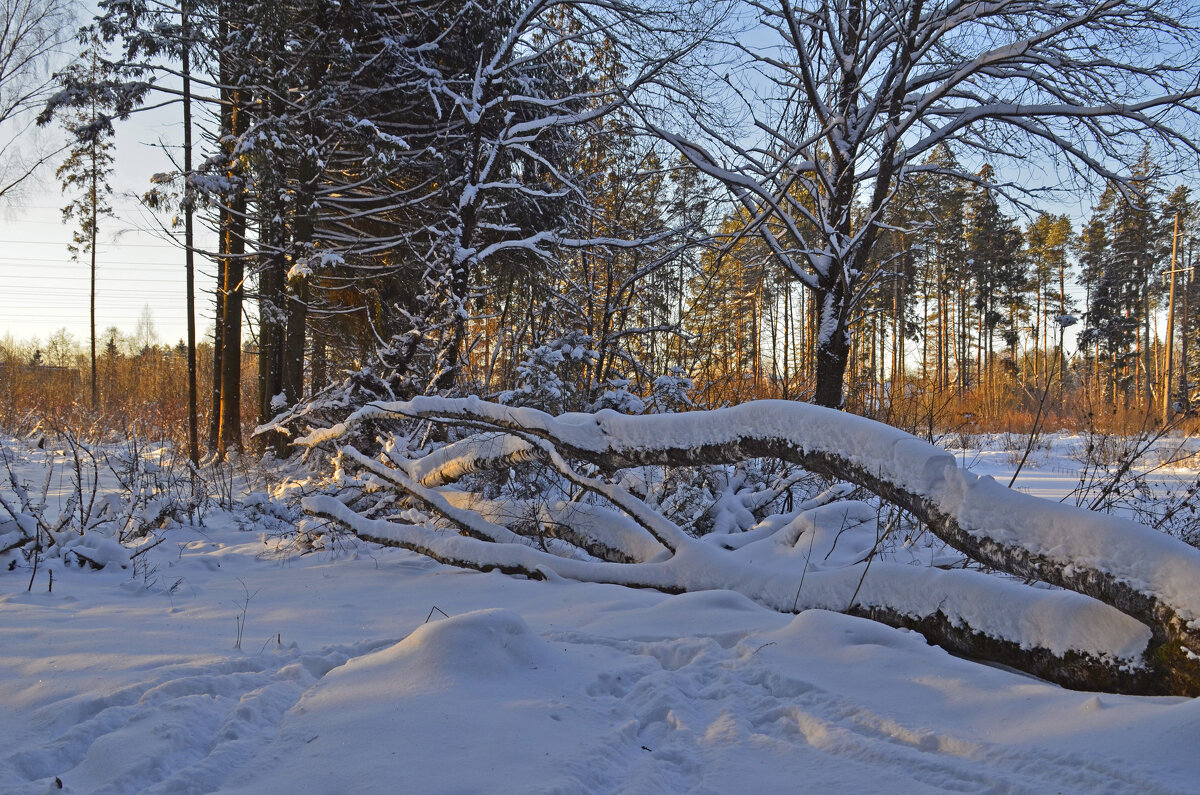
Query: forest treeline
[[10, 0, 1200, 452]]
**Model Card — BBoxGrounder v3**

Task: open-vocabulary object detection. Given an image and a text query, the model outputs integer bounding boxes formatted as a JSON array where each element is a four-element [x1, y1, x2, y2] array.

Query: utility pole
[[1163, 211, 1183, 424]]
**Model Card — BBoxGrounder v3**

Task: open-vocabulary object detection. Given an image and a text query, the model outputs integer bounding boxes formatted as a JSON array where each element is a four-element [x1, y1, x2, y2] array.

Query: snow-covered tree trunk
[[300, 397, 1200, 695], [813, 285, 851, 409]]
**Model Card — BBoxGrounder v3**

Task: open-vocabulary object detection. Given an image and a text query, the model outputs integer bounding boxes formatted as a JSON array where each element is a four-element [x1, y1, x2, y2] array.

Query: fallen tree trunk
[[305, 494, 1155, 692], [301, 397, 1200, 695]]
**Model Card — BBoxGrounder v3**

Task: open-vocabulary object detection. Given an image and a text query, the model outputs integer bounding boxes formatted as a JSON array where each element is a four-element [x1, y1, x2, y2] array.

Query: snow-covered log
[[302, 398, 1200, 695], [304, 493, 1154, 693]]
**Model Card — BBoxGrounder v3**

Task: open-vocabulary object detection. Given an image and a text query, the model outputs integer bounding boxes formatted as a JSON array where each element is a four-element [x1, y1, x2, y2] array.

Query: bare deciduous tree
[[0, 0, 73, 200], [646, 0, 1200, 408]]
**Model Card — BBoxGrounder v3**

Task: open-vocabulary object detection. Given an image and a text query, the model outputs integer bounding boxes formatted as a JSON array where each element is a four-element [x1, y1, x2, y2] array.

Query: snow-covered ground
[[3, 434, 1200, 794], [950, 430, 1200, 498]]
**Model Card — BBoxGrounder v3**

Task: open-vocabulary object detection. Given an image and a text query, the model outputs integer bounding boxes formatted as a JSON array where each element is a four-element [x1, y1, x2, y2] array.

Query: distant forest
[[5, 0, 1200, 452]]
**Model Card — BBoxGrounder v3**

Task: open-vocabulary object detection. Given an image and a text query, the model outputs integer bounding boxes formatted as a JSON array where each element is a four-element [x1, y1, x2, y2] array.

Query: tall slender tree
[[1025, 213, 1075, 383], [52, 38, 116, 409]]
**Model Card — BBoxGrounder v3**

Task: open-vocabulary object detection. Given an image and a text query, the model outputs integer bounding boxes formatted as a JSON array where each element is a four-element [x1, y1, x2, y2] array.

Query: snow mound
[[332, 608, 546, 691], [736, 500, 878, 570], [224, 609, 583, 794], [60, 533, 131, 571], [5, 509, 1199, 794]]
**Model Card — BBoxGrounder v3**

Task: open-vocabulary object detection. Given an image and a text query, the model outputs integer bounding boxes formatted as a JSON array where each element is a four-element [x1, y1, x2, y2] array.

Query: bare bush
[[0, 426, 200, 585]]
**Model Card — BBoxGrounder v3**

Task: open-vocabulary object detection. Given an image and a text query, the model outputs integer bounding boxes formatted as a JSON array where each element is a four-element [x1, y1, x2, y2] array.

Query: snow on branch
[[304, 397, 1200, 694], [635, 0, 1200, 408], [304, 491, 1152, 693]]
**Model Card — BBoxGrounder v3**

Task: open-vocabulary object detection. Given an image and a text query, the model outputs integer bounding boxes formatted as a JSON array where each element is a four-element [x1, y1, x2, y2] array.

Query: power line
[[2, 310, 210, 317], [0, 298, 200, 306], [2, 266, 194, 273], [1, 307, 203, 312], [0, 256, 198, 266], [0, 297, 197, 304], [0, 201, 181, 211], [0, 274, 196, 280], [0, 263, 206, 270], [0, 297, 216, 304], [0, 237, 182, 247], [1, 290, 194, 296], [0, 277, 203, 285], [0, 266, 218, 275], [0, 299, 193, 306]]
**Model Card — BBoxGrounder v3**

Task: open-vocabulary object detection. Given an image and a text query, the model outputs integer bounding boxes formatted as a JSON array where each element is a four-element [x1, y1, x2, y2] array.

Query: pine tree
[[1078, 188, 1114, 401], [53, 37, 116, 410], [964, 174, 1026, 408], [1106, 157, 1162, 406], [1162, 185, 1198, 413], [1024, 213, 1074, 383]]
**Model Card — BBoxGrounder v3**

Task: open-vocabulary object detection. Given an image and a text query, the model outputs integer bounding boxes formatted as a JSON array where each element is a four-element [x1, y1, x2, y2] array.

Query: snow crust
[[2, 515, 1196, 794], [938, 468, 1200, 620]]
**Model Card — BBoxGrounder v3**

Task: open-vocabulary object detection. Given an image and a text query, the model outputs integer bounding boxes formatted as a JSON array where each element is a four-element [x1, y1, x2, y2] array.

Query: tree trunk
[[257, 245, 286, 453], [311, 328, 327, 392], [216, 77, 248, 457], [302, 397, 1200, 696], [217, 226, 244, 457], [182, 2, 199, 465], [813, 285, 850, 408], [89, 165, 97, 410], [209, 296, 223, 451], [283, 278, 308, 406]]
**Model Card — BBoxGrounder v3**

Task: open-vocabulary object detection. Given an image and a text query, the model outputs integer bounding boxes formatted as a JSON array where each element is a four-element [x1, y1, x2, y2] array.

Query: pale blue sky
[[0, 4, 1175, 362], [0, 88, 215, 351]]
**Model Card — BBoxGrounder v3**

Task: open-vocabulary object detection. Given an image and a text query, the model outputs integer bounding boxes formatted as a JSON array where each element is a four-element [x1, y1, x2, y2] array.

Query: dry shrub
[[0, 338, 257, 448]]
